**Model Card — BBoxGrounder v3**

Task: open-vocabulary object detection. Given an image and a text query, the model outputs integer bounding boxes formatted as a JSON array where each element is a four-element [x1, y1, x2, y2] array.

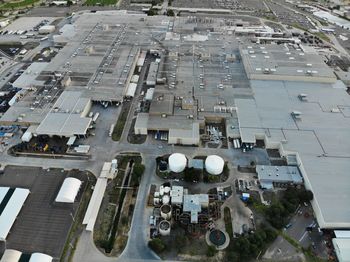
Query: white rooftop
[[12, 62, 48, 90], [235, 79, 350, 228], [35, 91, 91, 137]]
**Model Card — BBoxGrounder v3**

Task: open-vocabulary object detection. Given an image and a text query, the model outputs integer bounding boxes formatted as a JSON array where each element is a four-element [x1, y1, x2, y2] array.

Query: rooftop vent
[[298, 93, 308, 101], [291, 111, 302, 119]]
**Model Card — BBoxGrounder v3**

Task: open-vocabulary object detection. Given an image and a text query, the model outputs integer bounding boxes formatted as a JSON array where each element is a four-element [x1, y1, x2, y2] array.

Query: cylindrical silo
[[160, 204, 172, 220], [159, 220, 171, 236]]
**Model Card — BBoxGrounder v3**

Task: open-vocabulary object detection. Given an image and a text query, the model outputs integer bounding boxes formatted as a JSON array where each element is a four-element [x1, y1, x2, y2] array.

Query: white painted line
[[299, 231, 308, 242]]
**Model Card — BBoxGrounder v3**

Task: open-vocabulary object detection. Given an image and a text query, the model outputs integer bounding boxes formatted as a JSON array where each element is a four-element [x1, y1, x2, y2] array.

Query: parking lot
[[0, 165, 88, 259]]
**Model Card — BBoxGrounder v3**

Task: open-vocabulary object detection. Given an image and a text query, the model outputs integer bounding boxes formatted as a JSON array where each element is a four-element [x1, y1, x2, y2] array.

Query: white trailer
[[92, 112, 100, 122], [109, 124, 115, 137]]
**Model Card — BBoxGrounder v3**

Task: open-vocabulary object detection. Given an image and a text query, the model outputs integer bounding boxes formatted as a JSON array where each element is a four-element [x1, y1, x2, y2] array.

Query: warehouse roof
[[83, 177, 107, 231], [12, 62, 48, 89], [0, 188, 30, 241], [149, 93, 174, 116], [332, 238, 350, 262], [135, 113, 149, 131], [256, 165, 303, 189], [235, 79, 350, 228], [36, 91, 91, 137], [240, 44, 336, 83], [55, 177, 81, 203], [29, 253, 53, 262], [0, 249, 22, 262]]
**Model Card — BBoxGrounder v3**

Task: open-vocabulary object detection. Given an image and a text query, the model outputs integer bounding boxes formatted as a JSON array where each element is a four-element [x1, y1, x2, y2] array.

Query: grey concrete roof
[[235, 79, 350, 228], [188, 159, 204, 169], [35, 91, 91, 137], [13, 63, 48, 89], [134, 113, 149, 130], [256, 165, 303, 189], [240, 44, 337, 83]]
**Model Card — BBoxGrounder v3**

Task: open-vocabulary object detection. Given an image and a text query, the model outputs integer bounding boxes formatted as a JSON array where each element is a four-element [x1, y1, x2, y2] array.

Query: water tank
[[162, 195, 170, 205], [159, 186, 164, 196], [160, 204, 172, 220], [168, 153, 187, 173], [205, 155, 224, 175], [159, 220, 171, 236]]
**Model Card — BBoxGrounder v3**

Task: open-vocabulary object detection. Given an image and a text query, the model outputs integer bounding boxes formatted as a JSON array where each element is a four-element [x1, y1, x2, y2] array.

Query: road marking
[[299, 231, 308, 242]]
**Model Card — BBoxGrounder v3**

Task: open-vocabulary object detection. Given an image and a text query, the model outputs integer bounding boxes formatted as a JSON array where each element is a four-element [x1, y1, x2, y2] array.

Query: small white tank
[[162, 195, 170, 205], [159, 186, 164, 196], [159, 220, 171, 236]]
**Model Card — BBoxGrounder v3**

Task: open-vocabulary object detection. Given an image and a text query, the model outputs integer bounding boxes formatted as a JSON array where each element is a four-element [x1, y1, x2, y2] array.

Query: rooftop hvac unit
[[291, 111, 302, 119], [306, 70, 313, 76], [263, 68, 270, 74], [298, 93, 308, 101]]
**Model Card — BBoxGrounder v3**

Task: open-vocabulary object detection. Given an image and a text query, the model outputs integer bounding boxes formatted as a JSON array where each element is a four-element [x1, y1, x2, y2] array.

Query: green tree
[[206, 245, 217, 257], [148, 238, 166, 253], [166, 9, 175, 16], [174, 235, 187, 251], [184, 168, 200, 182], [147, 8, 157, 16]]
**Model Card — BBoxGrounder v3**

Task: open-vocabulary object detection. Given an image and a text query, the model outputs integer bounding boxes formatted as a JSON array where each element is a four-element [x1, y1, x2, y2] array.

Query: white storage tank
[[205, 155, 225, 175], [162, 195, 170, 205], [159, 186, 164, 196], [159, 220, 171, 236], [160, 204, 172, 220], [168, 153, 187, 173]]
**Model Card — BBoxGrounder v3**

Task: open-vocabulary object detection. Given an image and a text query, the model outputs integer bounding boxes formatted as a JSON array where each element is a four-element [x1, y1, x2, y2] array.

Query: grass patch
[[84, 0, 118, 6], [112, 101, 130, 141], [291, 22, 308, 31], [1, 0, 40, 9], [313, 32, 330, 42], [224, 207, 233, 238]]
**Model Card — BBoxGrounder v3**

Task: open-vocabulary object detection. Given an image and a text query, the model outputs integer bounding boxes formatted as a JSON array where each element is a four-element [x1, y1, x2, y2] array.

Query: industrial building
[[234, 78, 350, 229], [256, 165, 303, 189], [55, 177, 82, 203], [0, 250, 53, 262], [0, 187, 30, 241], [35, 91, 92, 138], [239, 45, 337, 83]]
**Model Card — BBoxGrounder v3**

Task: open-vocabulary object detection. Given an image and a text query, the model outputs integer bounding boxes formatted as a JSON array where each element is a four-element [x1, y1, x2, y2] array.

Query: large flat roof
[[13, 62, 49, 90], [235, 79, 350, 228], [240, 44, 337, 83], [35, 91, 92, 137]]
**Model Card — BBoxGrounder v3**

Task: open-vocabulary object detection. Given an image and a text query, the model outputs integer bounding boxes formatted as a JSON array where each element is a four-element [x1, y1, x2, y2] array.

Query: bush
[[175, 235, 187, 251], [225, 227, 278, 261], [184, 168, 200, 182], [206, 245, 217, 257], [148, 238, 166, 253], [166, 10, 175, 16]]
